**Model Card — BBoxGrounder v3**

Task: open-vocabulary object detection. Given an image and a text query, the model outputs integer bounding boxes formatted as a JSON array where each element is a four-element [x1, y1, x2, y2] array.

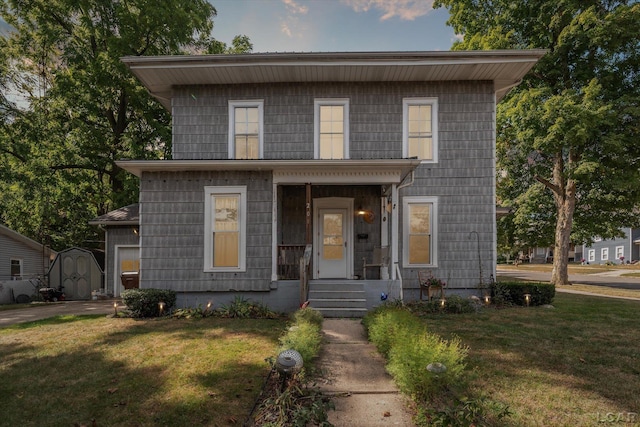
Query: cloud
[[282, 0, 309, 15], [279, 0, 309, 39], [341, 0, 434, 21]]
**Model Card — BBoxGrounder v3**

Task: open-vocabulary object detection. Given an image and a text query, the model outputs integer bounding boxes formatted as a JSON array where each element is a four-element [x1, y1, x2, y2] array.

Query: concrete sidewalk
[[316, 318, 414, 426]]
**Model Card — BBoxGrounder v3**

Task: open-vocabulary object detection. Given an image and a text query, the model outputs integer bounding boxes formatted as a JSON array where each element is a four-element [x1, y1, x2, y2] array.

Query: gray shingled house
[[115, 50, 544, 316]]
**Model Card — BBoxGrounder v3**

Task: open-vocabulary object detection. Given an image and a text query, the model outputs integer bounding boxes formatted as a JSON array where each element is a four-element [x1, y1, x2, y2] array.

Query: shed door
[[61, 252, 91, 300]]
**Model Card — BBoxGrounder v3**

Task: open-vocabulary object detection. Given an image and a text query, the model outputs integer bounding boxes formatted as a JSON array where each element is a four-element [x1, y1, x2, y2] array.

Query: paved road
[[496, 267, 640, 290], [0, 300, 122, 328]]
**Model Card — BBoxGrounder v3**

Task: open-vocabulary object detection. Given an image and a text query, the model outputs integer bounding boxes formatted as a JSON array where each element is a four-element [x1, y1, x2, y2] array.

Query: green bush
[[278, 307, 324, 366], [363, 306, 421, 358], [406, 295, 477, 315], [492, 281, 555, 306], [121, 288, 177, 318], [291, 307, 324, 328], [216, 296, 279, 318], [364, 305, 468, 400]]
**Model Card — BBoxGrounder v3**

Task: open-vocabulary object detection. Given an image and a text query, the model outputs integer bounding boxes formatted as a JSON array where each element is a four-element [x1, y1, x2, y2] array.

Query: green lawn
[[0, 315, 285, 427], [421, 293, 640, 426]]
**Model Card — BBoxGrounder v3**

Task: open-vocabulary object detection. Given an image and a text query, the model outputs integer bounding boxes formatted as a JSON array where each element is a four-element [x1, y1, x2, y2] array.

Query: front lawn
[[421, 293, 640, 426], [0, 315, 285, 426]]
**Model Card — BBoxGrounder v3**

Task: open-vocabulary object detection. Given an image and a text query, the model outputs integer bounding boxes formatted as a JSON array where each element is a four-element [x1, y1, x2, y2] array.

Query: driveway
[[0, 300, 123, 328]]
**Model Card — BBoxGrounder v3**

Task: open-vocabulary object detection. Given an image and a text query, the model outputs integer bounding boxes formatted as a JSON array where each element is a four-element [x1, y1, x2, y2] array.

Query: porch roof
[[121, 50, 547, 109], [116, 159, 422, 184]]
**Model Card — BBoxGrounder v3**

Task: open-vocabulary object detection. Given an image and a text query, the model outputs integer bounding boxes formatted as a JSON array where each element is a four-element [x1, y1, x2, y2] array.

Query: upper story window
[[10, 258, 22, 279], [403, 98, 438, 162], [314, 99, 349, 159], [403, 196, 438, 267], [228, 100, 264, 159], [204, 186, 247, 272]]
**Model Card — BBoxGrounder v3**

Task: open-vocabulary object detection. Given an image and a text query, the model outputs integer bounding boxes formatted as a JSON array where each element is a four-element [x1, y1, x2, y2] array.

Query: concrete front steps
[[307, 280, 368, 318]]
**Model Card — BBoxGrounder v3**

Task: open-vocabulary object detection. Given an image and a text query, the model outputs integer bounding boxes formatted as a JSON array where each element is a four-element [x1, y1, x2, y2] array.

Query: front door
[[314, 198, 353, 279]]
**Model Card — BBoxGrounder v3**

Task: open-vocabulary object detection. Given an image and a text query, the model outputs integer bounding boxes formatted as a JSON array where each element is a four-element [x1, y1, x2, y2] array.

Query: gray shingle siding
[[147, 80, 496, 293], [139, 170, 273, 292]]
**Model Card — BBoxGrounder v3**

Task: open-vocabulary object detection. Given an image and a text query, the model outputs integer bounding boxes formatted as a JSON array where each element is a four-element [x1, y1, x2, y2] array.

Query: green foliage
[[121, 288, 176, 318], [0, 0, 252, 250], [253, 307, 330, 426], [435, 0, 640, 285], [364, 305, 468, 400], [216, 296, 278, 319], [406, 295, 478, 315], [278, 308, 323, 365], [492, 281, 555, 306], [420, 396, 512, 427]]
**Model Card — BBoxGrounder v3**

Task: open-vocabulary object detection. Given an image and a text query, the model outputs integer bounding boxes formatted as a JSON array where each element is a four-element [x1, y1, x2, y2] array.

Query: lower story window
[[204, 186, 247, 272], [11, 259, 22, 278], [588, 249, 595, 263], [601, 248, 609, 261], [403, 196, 438, 267]]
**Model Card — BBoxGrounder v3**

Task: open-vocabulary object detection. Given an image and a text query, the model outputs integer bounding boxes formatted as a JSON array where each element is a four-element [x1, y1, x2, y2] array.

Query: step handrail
[[394, 262, 404, 303]]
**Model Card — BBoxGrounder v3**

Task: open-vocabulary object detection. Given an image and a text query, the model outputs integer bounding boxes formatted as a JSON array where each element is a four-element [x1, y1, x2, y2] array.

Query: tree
[[0, 1, 252, 249], [435, 0, 640, 285]]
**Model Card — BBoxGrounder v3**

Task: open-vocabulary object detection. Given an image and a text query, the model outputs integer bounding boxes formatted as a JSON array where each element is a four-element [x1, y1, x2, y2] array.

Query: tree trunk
[[549, 152, 577, 286]]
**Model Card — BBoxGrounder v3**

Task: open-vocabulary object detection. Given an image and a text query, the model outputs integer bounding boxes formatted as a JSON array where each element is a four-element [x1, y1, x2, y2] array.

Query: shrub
[[121, 288, 177, 318], [492, 281, 555, 306], [216, 296, 279, 318], [406, 295, 477, 315], [364, 305, 468, 400], [277, 307, 323, 365], [291, 307, 324, 329]]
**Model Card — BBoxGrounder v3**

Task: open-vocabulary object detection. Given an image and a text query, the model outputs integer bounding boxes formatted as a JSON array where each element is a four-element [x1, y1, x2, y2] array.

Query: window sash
[[10, 259, 22, 277], [229, 101, 263, 159], [204, 187, 246, 272], [403, 98, 438, 162], [403, 197, 437, 267], [314, 99, 349, 159]]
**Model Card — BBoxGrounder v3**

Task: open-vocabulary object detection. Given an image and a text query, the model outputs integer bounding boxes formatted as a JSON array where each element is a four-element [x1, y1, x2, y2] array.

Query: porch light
[[357, 205, 367, 216]]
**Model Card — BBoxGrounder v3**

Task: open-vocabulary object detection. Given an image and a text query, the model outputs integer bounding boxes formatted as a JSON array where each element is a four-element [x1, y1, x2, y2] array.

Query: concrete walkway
[[316, 318, 414, 426]]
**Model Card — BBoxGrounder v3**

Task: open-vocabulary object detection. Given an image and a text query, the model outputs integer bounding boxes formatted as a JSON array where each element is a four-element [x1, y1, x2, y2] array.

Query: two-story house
[[112, 50, 544, 316]]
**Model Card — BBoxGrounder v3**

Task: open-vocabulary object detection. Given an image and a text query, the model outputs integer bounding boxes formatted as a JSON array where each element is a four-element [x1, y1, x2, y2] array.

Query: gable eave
[[122, 50, 547, 109]]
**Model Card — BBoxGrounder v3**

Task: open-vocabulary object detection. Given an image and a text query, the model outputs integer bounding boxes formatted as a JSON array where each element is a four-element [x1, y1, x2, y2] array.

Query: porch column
[[391, 184, 399, 280], [271, 181, 279, 282]]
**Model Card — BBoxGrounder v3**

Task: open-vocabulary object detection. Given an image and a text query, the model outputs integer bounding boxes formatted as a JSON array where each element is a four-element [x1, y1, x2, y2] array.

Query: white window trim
[[402, 97, 439, 163], [10, 258, 23, 279], [228, 100, 264, 159], [616, 246, 624, 260], [314, 98, 350, 159], [601, 247, 609, 261], [402, 196, 438, 268], [203, 186, 247, 272], [588, 249, 595, 262]]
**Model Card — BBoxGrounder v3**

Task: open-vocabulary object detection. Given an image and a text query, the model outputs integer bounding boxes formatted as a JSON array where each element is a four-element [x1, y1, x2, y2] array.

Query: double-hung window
[[10, 258, 22, 279], [601, 248, 609, 261], [204, 186, 247, 272], [615, 246, 624, 261], [403, 98, 438, 162], [228, 100, 263, 159], [314, 99, 349, 159], [588, 249, 595, 263], [403, 197, 438, 267]]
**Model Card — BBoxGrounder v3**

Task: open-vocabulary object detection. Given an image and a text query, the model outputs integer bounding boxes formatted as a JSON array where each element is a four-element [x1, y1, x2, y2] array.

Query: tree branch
[[534, 175, 561, 195]]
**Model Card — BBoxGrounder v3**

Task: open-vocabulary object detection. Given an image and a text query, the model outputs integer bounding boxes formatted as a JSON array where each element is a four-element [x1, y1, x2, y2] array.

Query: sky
[[210, 0, 459, 53]]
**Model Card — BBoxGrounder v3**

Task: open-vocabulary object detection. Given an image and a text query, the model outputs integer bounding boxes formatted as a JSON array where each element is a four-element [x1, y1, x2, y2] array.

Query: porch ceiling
[[121, 50, 547, 109], [116, 159, 422, 184]]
